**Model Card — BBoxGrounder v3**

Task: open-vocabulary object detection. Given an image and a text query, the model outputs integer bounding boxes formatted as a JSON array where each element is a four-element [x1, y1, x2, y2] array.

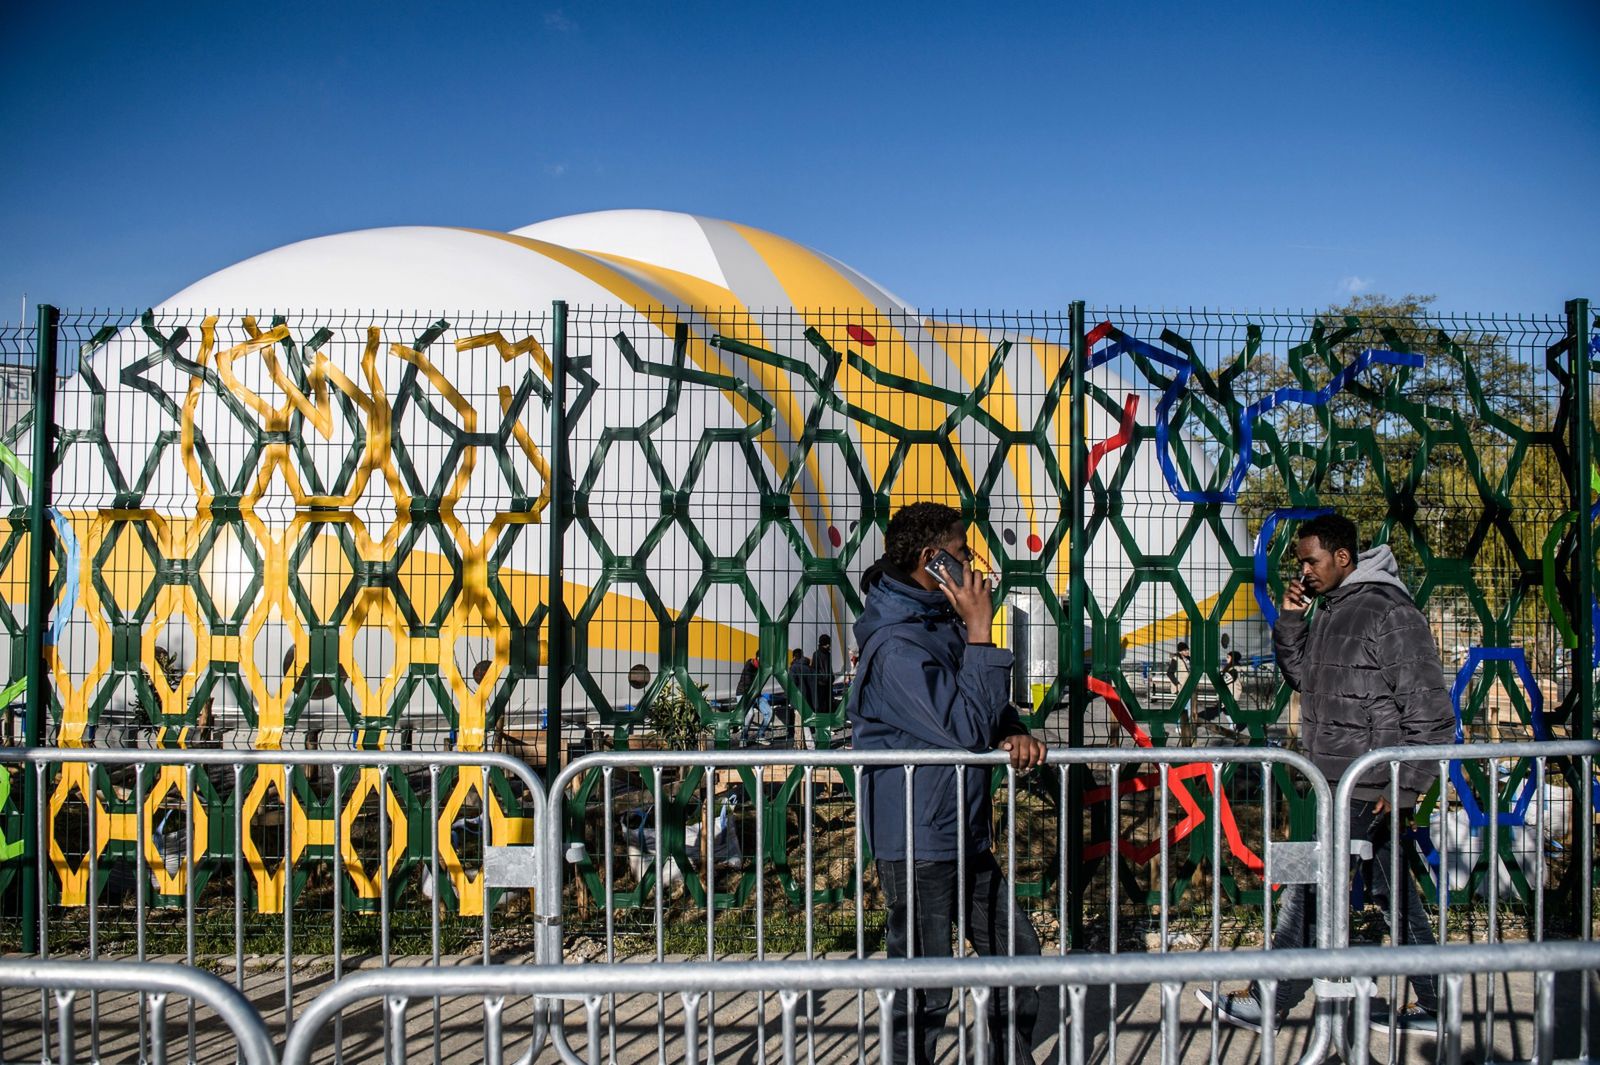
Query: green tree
[[1234, 294, 1564, 641], [646, 678, 708, 750]]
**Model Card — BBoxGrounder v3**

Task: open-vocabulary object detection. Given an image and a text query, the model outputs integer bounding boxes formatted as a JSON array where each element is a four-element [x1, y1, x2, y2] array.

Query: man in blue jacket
[[849, 502, 1056, 1064]]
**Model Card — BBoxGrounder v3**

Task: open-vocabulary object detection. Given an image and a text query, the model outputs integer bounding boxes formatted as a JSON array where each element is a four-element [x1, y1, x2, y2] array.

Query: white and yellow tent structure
[[21, 210, 1255, 749]]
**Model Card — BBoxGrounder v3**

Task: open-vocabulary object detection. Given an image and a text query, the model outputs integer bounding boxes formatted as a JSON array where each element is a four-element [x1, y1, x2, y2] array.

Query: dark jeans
[[878, 850, 1059, 1064], [1259, 799, 1439, 1012]]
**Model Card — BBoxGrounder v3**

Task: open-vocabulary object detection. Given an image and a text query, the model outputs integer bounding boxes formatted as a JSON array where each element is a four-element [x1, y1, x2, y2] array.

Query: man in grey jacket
[[1198, 512, 1456, 1036]]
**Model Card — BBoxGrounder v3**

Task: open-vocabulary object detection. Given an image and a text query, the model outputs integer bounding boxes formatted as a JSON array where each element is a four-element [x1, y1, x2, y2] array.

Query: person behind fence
[[1166, 640, 1191, 688], [741, 691, 776, 746], [848, 501, 1058, 1063], [736, 652, 760, 704], [1200, 649, 1243, 724], [809, 633, 835, 715], [1197, 511, 1455, 1036]]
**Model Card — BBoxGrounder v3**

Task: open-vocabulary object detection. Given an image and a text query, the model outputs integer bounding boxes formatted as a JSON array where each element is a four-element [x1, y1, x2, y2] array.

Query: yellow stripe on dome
[[576, 250, 739, 309], [925, 321, 1043, 549], [462, 229, 838, 566], [579, 250, 857, 567], [1027, 338, 1075, 601], [728, 224, 983, 538], [1119, 590, 1261, 651]]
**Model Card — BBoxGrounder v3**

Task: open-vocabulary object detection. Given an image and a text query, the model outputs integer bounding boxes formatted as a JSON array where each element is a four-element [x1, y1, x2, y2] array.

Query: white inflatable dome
[[39, 210, 1249, 745]]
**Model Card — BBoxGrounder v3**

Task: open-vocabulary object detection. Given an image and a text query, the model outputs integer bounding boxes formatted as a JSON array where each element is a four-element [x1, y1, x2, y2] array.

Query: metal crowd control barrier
[[0, 958, 277, 1065], [542, 746, 1334, 1065], [1332, 739, 1600, 1065], [278, 940, 1600, 1065], [2, 747, 546, 1064]]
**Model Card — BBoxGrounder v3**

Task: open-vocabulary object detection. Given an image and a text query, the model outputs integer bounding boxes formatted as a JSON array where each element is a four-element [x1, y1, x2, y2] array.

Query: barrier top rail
[[1, 745, 549, 823], [0, 958, 278, 1065], [1331, 739, 1600, 949], [550, 746, 1329, 771], [1, 745, 550, 784], [281, 941, 1600, 1065]]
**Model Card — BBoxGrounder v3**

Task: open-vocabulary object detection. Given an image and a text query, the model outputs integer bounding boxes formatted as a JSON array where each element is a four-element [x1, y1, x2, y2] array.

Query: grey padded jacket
[[1272, 545, 1456, 802]]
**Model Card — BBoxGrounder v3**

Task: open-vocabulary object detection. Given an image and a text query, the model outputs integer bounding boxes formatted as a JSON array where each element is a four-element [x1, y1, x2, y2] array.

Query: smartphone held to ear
[[926, 549, 964, 588]]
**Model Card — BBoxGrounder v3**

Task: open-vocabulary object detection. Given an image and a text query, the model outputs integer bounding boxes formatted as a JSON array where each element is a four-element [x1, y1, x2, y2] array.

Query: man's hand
[[998, 734, 1047, 771], [936, 559, 995, 643], [1369, 793, 1408, 815], [1281, 579, 1310, 614]]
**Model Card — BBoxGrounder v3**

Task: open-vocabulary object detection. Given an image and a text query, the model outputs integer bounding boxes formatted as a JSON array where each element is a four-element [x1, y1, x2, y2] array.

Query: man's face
[[1294, 534, 1355, 595], [920, 522, 975, 569]]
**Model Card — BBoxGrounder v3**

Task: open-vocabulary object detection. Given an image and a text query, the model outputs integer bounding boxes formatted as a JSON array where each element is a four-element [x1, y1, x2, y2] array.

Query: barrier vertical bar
[[1065, 301, 1089, 948], [21, 303, 58, 958], [1569, 298, 1594, 744], [546, 300, 570, 788]]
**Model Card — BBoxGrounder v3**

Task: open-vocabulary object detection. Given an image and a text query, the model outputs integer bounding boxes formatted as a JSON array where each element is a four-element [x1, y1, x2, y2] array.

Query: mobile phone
[[926, 549, 965, 588]]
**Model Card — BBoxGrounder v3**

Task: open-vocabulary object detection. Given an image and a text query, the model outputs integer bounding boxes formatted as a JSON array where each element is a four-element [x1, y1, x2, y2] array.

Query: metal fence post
[[546, 301, 570, 784], [1571, 297, 1594, 743], [21, 304, 58, 956], [1566, 300, 1595, 1025], [1065, 301, 1089, 947], [1067, 302, 1089, 739]]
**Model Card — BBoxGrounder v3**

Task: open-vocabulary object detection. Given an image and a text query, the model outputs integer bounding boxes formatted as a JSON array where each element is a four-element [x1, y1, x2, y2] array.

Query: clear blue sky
[[2, 0, 1596, 318]]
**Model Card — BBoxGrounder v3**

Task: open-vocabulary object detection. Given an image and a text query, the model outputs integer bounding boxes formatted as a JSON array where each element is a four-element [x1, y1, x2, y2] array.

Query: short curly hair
[[884, 502, 964, 570], [1297, 512, 1360, 562]]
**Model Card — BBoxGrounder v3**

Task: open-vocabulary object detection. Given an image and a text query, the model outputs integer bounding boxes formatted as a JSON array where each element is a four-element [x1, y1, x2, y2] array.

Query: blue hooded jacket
[[847, 558, 1025, 861]]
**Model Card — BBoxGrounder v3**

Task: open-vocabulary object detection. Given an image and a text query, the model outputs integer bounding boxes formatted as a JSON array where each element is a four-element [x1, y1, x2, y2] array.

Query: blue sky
[[1, 0, 1596, 318]]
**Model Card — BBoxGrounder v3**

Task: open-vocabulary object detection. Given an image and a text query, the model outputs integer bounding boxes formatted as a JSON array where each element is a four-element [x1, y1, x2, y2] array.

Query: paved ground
[[3, 953, 1597, 1064]]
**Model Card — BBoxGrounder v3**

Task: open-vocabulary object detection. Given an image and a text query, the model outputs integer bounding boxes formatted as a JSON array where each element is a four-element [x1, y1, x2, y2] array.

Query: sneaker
[[1194, 988, 1272, 1034], [1369, 1002, 1437, 1036]]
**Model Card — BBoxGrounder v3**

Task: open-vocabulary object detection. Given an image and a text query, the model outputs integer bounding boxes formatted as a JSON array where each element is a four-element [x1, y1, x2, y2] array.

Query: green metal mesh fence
[[0, 300, 1593, 952]]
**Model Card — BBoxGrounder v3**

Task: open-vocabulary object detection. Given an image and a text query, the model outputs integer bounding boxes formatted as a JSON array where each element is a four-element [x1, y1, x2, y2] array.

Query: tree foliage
[[646, 678, 708, 750], [1232, 293, 1567, 650]]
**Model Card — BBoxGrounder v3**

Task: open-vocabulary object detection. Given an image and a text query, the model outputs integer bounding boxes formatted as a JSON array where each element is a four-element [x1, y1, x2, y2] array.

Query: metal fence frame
[[3, 297, 1597, 1063], [277, 940, 1600, 1065], [0, 957, 277, 1065], [8, 299, 1598, 950], [3, 742, 1597, 1064], [542, 746, 1334, 1065], [1332, 739, 1600, 1064], [2, 747, 546, 1063]]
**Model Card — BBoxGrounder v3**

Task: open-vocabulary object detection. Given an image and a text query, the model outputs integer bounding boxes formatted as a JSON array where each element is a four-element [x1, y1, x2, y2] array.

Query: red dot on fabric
[[828, 526, 843, 548], [846, 324, 877, 346], [1027, 534, 1043, 553]]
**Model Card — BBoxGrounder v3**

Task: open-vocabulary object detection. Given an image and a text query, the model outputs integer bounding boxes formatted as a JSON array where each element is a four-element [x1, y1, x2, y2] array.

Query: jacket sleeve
[[1376, 601, 1458, 797], [991, 701, 1030, 743], [853, 635, 1014, 752], [1272, 611, 1311, 692]]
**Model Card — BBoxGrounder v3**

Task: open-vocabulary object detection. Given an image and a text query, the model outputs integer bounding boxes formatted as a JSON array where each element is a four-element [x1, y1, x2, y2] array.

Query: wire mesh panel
[[49, 310, 554, 754], [0, 322, 34, 728], [558, 306, 1078, 752], [17, 310, 552, 940], [0, 320, 35, 933], [1079, 302, 1588, 917], [553, 301, 1592, 944], [3, 297, 1594, 963]]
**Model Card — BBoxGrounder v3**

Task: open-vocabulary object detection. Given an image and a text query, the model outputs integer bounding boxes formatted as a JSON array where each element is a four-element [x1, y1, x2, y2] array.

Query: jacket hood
[[855, 556, 956, 648], [1331, 544, 1411, 597]]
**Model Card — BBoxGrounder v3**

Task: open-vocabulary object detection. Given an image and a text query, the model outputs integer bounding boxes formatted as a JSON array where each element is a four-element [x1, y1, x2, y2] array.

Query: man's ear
[[1337, 548, 1355, 568]]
